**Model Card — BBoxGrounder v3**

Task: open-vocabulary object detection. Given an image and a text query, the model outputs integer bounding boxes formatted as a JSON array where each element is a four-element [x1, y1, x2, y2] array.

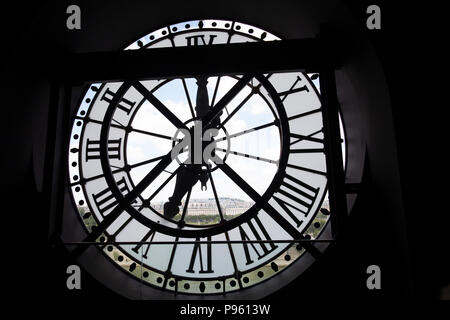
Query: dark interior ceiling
[[1, 0, 447, 300]]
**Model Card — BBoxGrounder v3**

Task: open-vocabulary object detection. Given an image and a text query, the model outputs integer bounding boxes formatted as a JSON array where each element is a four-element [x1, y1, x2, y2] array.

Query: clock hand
[[195, 76, 218, 191], [163, 164, 199, 218], [195, 76, 210, 118], [164, 76, 220, 218], [163, 76, 209, 218]]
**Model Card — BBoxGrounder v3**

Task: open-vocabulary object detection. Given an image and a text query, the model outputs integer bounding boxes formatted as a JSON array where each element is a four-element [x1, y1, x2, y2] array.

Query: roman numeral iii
[[86, 138, 122, 161]]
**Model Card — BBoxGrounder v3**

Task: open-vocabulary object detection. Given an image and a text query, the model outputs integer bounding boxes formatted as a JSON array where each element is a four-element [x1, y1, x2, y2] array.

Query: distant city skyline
[[151, 196, 254, 217]]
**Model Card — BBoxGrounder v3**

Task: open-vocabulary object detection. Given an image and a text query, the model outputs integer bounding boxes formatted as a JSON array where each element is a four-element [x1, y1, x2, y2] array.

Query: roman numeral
[[218, 162, 323, 259], [286, 163, 326, 176], [100, 87, 136, 115], [289, 130, 324, 154], [92, 177, 129, 217], [185, 34, 217, 46], [277, 76, 310, 102], [239, 216, 278, 265], [131, 229, 156, 259], [186, 237, 213, 274], [86, 138, 122, 161], [274, 174, 319, 222]]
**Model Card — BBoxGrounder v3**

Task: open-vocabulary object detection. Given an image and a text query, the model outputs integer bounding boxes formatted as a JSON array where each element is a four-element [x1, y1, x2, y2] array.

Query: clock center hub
[[171, 118, 230, 172]]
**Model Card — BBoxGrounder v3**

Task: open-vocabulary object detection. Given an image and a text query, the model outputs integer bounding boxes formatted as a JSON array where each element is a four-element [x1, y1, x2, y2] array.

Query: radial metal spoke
[[85, 117, 176, 141], [71, 154, 168, 187], [210, 76, 222, 108], [207, 171, 225, 221], [202, 74, 254, 128], [181, 78, 196, 119], [215, 120, 277, 142], [143, 166, 181, 205], [111, 118, 126, 128], [130, 127, 178, 141], [218, 162, 322, 258], [287, 107, 322, 122], [77, 151, 174, 244], [221, 75, 271, 126], [216, 148, 278, 165], [129, 155, 167, 170], [290, 129, 323, 145], [180, 186, 193, 222], [221, 89, 253, 127], [132, 80, 188, 130], [286, 163, 326, 176]]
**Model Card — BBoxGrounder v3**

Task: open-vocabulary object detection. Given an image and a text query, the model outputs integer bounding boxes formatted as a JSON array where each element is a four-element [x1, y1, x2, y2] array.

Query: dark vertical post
[[318, 34, 348, 240], [46, 81, 72, 242]]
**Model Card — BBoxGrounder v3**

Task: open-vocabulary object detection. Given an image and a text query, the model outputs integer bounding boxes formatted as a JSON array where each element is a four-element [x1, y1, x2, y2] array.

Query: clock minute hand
[[163, 76, 211, 218], [195, 76, 216, 191]]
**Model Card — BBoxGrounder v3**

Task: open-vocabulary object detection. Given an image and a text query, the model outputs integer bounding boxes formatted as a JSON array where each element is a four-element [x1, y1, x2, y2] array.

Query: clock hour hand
[[163, 165, 198, 218], [195, 76, 223, 127], [195, 76, 210, 118]]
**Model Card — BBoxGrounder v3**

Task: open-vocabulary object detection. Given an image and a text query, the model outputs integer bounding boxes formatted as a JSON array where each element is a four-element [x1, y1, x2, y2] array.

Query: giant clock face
[[67, 19, 342, 297]]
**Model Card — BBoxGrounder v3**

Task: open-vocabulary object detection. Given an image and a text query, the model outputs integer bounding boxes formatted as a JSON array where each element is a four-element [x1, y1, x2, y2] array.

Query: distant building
[[150, 197, 253, 217]]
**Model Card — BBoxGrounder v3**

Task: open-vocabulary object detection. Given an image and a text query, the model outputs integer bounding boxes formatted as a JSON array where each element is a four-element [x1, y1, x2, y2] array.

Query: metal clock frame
[[46, 21, 349, 299]]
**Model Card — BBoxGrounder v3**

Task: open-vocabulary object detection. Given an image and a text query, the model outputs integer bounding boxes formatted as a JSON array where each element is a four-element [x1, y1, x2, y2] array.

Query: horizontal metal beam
[[63, 38, 339, 83], [53, 239, 335, 245]]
